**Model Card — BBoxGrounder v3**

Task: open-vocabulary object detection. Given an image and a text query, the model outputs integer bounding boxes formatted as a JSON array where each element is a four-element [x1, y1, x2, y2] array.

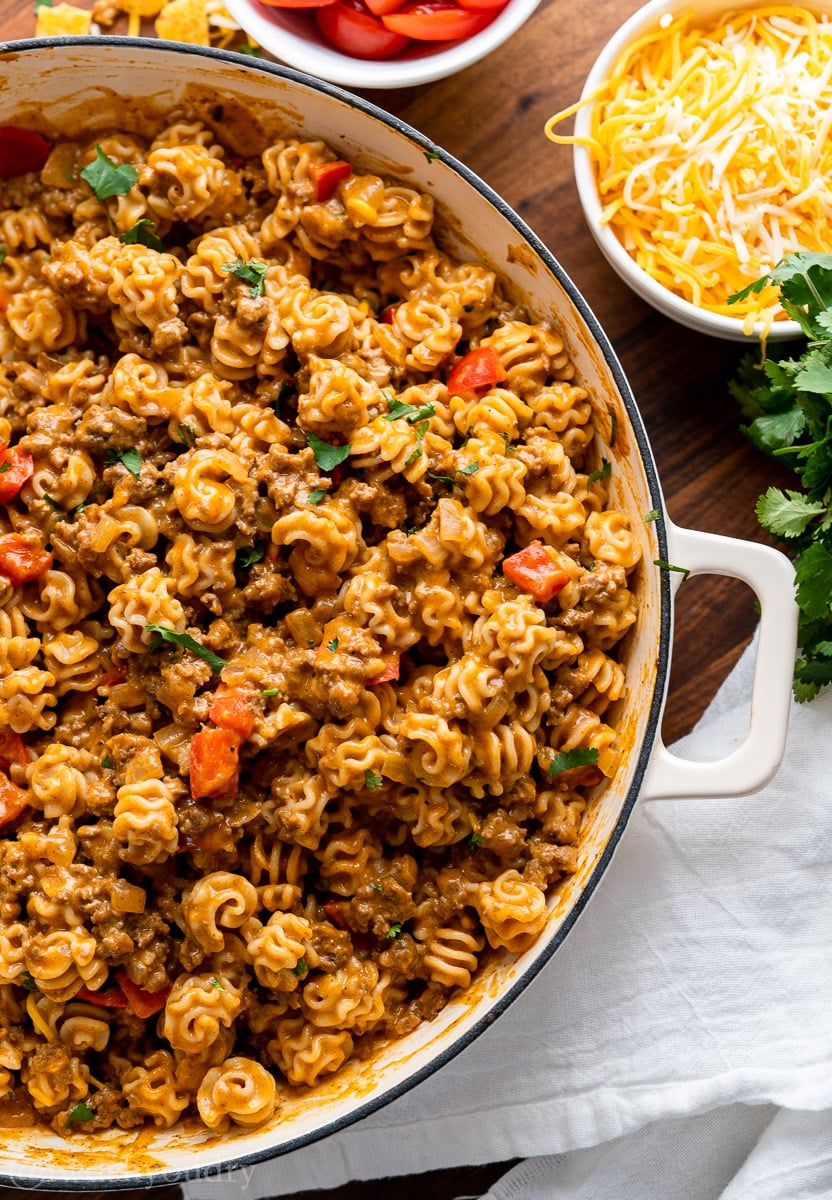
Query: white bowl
[[571, 0, 809, 342], [223, 0, 541, 88]]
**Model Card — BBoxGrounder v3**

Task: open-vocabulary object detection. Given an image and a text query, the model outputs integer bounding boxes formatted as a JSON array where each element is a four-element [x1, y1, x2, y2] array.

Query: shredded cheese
[[545, 6, 832, 332]]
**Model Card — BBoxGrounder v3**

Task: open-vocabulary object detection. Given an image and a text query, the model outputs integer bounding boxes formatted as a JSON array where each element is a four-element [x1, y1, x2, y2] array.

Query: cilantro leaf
[[0, 246, 6, 267], [105, 446, 141, 478], [755, 487, 826, 539], [145, 624, 226, 674], [547, 746, 600, 779], [306, 431, 351, 472], [307, 488, 326, 504], [364, 770, 383, 790], [119, 218, 163, 252], [386, 922, 402, 938], [292, 958, 308, 977], [235, 544, 264, 569], [587, 458, 611, 486], [222, 255, 268, 297], [65, 1101, 95, 1127], [80, 146, 138, 200], [384, 399, 436, 423], [795, 542, 832, 620]]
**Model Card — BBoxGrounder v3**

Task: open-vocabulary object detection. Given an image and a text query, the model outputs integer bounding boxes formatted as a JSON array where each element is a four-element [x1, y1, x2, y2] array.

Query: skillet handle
[[640, 521, 797, 801]]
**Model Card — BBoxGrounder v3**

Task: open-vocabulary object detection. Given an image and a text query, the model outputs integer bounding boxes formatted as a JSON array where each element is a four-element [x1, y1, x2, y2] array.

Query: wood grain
[[0, 1, 797, 1195]]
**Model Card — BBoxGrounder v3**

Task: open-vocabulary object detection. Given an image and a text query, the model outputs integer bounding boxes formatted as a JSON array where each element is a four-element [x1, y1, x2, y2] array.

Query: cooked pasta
[[0, 114, 641, 1137]]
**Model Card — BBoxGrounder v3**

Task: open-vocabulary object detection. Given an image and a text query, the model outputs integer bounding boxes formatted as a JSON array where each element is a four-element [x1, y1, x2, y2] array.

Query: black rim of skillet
[[0, 35, 672, 1190]]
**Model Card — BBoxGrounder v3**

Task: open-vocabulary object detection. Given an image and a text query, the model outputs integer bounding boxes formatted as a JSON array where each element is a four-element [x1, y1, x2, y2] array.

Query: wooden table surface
[[0, 0, 797, 1196]]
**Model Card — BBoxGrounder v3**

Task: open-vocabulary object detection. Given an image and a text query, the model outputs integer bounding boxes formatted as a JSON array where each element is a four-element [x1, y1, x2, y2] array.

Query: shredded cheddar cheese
[[545, 6, 832, 331]]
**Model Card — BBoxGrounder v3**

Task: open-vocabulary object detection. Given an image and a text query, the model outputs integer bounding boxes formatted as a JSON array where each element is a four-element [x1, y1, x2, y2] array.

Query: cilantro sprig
[[222, 255, 268, 296], [80, 146, 138, 200], [145, 624, 227, 674], [729, 252, 832, 700]]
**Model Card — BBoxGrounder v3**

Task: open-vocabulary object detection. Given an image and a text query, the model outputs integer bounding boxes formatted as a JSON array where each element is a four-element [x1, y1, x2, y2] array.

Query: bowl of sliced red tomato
[[223, 0, 541, 87]]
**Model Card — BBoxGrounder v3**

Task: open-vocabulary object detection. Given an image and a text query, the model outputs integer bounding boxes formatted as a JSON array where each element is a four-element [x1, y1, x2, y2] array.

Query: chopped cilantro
[[307, 488, 326, 505], [384, 399, 436, 424], [386, 923, 402, 939], [222, 255, 268, 297], [0, 246, 6, 267], [20, 970, 37, 993], [306, 431, 351, 472], [468, 832, 484, 852], [327, 638, 339, 652], [80, 146, 138, 201], [42, 492, 63, 512], [105, 446, 141, 478], [0, 463, 9, 475], [65, 1101, 95, 1127], [586, 458, 611, 486], [209, 976, 224, 990], [262, 688, 281, 697], [292, 958, 308, 977], [176, 423, 196, 448], [654, 559, 691, 581], [34, 0, 53, 9], [101, 755, 114, 770], [236, 41, 265, 56], [364, 770, 384, 790], [547, 747, 600, 779], [369, 881, 385, 891], [423, 149, 441, 162], [643, 508, 662, 524], [145, 624, 227, 674], [118, 218, 163, 252], [235, 544, 264, 570]]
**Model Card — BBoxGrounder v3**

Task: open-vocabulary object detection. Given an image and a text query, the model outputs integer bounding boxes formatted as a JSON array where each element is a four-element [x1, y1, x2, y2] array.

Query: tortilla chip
[[155, 0, 210, 43], [35, 2, 94, 36]]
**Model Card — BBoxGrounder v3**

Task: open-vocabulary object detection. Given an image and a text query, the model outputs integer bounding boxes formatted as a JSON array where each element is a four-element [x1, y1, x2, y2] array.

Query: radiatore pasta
[[0, 114, 641, 1136]]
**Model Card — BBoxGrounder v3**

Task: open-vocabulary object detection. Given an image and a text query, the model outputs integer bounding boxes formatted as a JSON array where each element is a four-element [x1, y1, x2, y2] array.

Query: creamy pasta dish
[[0, 115, 641, 1136]]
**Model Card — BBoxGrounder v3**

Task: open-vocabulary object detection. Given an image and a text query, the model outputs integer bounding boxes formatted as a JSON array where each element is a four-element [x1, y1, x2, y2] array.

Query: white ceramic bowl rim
[[571, 0, 804, 342], [0, 36, 673, 1188], [221, 0, 543, 89]]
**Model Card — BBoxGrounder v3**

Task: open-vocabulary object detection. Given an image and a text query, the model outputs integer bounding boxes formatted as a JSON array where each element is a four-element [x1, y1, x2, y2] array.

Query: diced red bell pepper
[[189, 727, 240, 800], [0, 773, 27, 829], [323, 899, 349, 929], [114, 970, 171, 1019], [367, 653, 400, 685], [0, 732, 30, 774], [309, 159, 353, 203], [0, 534, 53, 586], [446, 345, 506, 396], [0, 445, 34, 504], [380, 304, 400, 324], [76, 983, 128, 1009], [0, 287, 9, 315], [0, 128, 51, 181], [208, 686, 255, 742], [503, 543, 571, 602]]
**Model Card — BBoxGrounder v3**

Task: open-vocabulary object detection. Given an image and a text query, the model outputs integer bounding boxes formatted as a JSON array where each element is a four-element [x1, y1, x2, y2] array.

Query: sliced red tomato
[[381, 2, 495, 39], [0, 773, 27, 829], [364, 0, 407, 15], [77, 983, 129, 1009], [208, 686, 255, 742], [0, 534, 52, 586], [259, 0, 339, 7], [189, 727, 240, 800], [323, 899, 350, 929], [0, 287, 9, 315], [316, 0, 411, 59], [447, 345, 506, 394], [0, 445, 34, 503], [309, 159, 353, 203], [114, 970, 171, 1019], [380, 303, 400, 324], [0, 732, 29, 774], [0, 128, 51, 181], [456, 0, 508, 9]]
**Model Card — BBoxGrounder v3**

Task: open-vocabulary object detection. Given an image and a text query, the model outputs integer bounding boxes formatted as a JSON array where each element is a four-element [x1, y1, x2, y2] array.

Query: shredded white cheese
[[545, 6, 832, 330]]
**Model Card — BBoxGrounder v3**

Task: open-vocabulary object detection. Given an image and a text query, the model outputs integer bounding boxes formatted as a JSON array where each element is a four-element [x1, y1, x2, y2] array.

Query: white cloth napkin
[[185, 639, 832, 1200]]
